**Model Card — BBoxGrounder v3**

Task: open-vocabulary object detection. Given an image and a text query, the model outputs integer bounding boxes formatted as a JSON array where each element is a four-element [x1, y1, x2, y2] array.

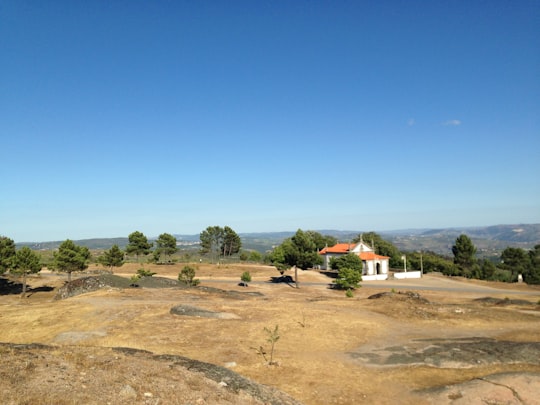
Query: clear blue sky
[[1, 1, 539, 242]]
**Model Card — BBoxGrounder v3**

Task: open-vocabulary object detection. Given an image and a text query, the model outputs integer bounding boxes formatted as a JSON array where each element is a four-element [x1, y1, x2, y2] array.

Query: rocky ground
[[1, 264, 539, 404], [0, 342, 301, 405]]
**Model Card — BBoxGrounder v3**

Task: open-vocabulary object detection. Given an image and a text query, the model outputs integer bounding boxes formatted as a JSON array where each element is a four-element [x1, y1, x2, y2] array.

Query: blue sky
[[1, 1, 539, 242]]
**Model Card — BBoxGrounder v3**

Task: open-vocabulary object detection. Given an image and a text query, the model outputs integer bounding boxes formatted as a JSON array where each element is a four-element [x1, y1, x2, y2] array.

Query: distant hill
[[16, 224, 540, 259], [381, 224, 540, 258], [413, 224, 540, 243], [18, 238, 130, 251]]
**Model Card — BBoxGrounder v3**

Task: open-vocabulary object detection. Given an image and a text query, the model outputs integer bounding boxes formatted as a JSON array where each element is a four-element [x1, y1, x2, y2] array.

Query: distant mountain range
[[380, 224, 540, 258], [17, 224, 540, 258], [405, 224, 540, 243]]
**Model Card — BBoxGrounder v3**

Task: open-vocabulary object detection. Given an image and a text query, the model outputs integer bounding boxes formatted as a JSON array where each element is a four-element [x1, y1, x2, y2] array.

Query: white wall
[[393, 271, 422, 279], [363, 274, 389, 281], [351, 242, 373, 253], [381, 260, 388, 274], [363, 259, 389, 276]]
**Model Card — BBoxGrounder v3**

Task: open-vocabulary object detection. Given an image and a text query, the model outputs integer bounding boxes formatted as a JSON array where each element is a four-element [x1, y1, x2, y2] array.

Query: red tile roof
[[319, 243, 389, 260], [318, 243, 352, 254], [359, 252, 389, 260]]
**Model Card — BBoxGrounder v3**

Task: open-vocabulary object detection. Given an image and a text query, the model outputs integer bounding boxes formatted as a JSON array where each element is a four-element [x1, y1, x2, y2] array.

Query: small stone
[[143, 392, 153, 398], [218, 381, 228, 388], [224, 361, 237, 368], [119, 384, 137, 399]]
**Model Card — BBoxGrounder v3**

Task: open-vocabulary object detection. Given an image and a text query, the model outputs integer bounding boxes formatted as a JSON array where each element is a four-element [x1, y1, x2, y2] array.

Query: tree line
[[265, 230, 540, 285], [2, 227, 539, 297], [0, 226, 243, 295]]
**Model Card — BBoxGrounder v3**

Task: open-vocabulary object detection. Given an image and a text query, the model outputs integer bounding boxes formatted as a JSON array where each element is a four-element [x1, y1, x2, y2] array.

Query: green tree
[[266, 244, 289, 273], [248, 250, 262, 262], [278, 238, 297, 268], [11, 247, 42, 298], [154, 233, 178, 264], [0, 236, 17, 275], [334, 267, 362, 291], [452, 234, 477, 273], [268, 229, 322, 271], [330, 253, 363, 272], [329, 253, 363, 292], [407, 251, 446, 274], [200, 226, 224, 262], [306, 231, 338, 251], [439, 261, 460, 276], [492, 268, 513, 282], [98, 244, 124, 272], [240, 250, 263, 262], [125, 231, 152, 264], [52, 240, 90, 282], [525, 245, 540, 284], [199, 226, 242, 261], [222, 226, 242, 257], [479, 259, 497, 280], [289, 229, 322, 269], [500, 247, 530, 281]]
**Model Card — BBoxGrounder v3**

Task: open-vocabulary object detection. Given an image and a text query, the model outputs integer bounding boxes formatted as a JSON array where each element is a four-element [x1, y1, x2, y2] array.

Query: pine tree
[[99, 244, 125, 272], [452, 234, 477, 272], [12, 247, 42, 298], [52, 240, 90, 281]]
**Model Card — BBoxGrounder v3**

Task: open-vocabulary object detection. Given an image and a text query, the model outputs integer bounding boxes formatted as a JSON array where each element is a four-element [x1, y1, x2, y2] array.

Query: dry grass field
[[1, 263, 540, 404]]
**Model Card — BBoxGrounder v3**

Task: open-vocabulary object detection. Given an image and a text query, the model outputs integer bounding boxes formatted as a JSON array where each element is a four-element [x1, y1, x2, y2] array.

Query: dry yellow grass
[[2, 263, 540, 404]]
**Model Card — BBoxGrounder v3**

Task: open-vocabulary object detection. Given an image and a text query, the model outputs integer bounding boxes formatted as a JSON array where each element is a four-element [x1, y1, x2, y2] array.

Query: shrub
[[130, 275, 140, 286], [137, 268, 156, 277], [345, 288, 354, 298], [248, 251, 263, 262], [492, 269, 512, 282], [178, 265, 200, 287], [241, 271, 252, 283]]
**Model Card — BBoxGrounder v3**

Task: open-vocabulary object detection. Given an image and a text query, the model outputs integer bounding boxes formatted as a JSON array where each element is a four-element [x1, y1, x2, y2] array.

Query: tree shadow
[[0, 277, 56, 296], [269, 275, 296, 288], [0, 278, 23, 295], [26, 286, 55, 297]]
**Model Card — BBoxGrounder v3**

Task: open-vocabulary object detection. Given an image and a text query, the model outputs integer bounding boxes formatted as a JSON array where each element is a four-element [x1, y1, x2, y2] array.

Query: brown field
[[1, 263, 540, 404]]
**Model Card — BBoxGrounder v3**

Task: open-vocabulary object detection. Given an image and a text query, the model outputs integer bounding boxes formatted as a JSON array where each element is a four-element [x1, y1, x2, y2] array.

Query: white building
[[319, 241, 389, 281]]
